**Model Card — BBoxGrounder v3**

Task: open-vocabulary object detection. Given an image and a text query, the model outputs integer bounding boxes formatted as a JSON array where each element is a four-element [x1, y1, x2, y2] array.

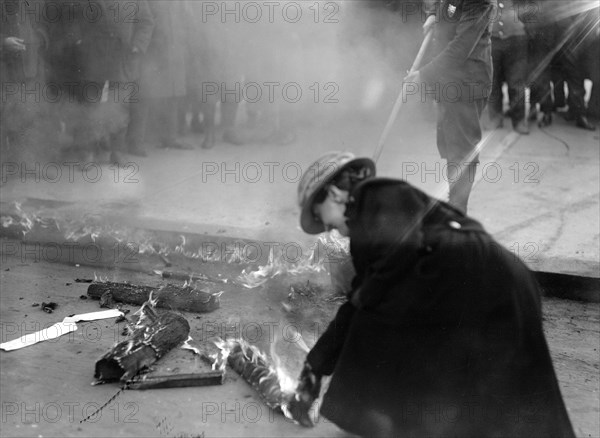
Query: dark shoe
[[128, 145, 147, 157], [191, 118, 205, 134], [109, 151, 123, 166], [538, 112, 553, 127], [575, 116, 596, 131], [528, 108, 538, 122], [201, 131, 216, 149], [222, 128, 245, 146], [514, 120, 530, 135]]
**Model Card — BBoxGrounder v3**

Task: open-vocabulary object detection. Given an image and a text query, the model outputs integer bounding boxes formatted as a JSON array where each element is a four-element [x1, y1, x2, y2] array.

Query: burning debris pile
[[283, 281, 327, 314], [1, 201, 339, 426]]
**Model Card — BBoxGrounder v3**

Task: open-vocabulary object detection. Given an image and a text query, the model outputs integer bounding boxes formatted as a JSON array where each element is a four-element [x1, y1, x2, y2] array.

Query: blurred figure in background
[[554, 7, 597, 130], [74, 0, 154, 163], [521, 2, 556, 127], [44, 0, 84, 153], [236, 21, 299, 147], [519, 0, 596, 130], [487, 0, 529, 134], [181, 2, 243, 149], [0, 0, 48, 155], [585, 22, 600, 120], [550, 69, 567, 111], [129, 0, 190, 154]]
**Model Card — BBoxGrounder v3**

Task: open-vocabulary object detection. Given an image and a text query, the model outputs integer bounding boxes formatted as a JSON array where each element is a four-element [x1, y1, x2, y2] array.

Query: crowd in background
[[1, 0, 321, 164], [492, 0, 599, 133], [1, 0, 598, 165]]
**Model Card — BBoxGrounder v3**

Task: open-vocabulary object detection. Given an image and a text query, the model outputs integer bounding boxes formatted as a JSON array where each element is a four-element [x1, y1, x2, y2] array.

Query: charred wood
[[87, 282, 221, 313], [94, 304, 190, 382], [225, 341, 294, 411]]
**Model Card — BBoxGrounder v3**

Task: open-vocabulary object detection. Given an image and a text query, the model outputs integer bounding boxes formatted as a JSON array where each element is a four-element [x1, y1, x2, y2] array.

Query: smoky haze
[[0, 0, 426, 166]]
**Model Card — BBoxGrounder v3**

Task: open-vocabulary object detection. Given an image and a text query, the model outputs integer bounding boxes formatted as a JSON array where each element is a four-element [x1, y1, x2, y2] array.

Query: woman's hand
[[287, 362, 321, 427]]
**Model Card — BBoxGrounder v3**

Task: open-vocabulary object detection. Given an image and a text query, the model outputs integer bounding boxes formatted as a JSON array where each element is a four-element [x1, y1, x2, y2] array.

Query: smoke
[[184, 1, 425, 120], [0, 0, 427, 169]]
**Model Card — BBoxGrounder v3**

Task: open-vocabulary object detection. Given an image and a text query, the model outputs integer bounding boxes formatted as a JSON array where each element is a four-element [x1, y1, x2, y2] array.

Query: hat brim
[[300, 157, 375, 234]]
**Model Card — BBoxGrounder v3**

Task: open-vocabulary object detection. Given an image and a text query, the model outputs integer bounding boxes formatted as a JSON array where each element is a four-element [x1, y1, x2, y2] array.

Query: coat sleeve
[[131, 0, 154, 53], [420, 0, 496, 84], [306, 301, 356, 376]]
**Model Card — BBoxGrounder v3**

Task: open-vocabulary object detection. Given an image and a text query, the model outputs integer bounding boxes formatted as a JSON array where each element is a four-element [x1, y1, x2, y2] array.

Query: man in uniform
[[405, 0, 496, 213]]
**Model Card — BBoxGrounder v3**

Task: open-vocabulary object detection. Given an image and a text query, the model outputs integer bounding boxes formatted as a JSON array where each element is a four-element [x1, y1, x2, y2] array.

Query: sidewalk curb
[[1, 213, 597, 303]]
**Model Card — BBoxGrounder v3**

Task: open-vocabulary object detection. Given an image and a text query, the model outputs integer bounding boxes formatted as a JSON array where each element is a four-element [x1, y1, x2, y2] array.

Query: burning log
[[94, 301, 190, 382], [219, 340, 295, 411], [87, 282, 221, 313]]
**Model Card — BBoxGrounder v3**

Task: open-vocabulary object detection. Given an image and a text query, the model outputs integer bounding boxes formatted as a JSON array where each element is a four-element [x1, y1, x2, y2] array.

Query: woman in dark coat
[[290, 151, 575, 438]]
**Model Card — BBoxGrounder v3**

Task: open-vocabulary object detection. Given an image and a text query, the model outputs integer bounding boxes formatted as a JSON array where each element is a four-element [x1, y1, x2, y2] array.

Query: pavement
[[1, 100, 599, 284], [0, 254, 598, 438], [0, 102, 599, 438]]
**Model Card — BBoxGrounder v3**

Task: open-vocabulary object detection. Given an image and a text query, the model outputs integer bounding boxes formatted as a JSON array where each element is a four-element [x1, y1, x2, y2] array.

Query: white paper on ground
[[63, 309, 123, 323], [0, 309, 124, 351]]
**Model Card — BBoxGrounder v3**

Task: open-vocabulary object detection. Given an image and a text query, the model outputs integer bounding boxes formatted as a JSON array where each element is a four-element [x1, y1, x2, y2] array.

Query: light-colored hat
[[297, 151, 375, 234]]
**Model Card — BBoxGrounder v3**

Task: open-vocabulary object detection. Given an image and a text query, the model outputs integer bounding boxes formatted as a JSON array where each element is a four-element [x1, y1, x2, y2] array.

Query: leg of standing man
[[437, 99, 486, 214]]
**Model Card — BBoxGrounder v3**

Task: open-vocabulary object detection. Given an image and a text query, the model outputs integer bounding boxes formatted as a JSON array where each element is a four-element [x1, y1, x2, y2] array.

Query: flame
[[269, 343, 298, 394], [0, 202, 328, 274], [133, 297, 159, 330], [237, 244, 327, 289], [1, 216, 16, 228], [181, 336, 202, 355], [210, 338, 233, 372], [319, 229, 350, 255], [0, 202, 42, 236], [147, 290, 159, 308], [211, 338, 297, 404], [92, 272, 110, 283]]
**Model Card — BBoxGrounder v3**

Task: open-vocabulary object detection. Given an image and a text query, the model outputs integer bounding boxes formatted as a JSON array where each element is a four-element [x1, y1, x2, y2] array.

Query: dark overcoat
[[77, 0, 154, 83], [0, 0, 48, 82], [307, 178, 575, 438], [139, 0, 188, 99]]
